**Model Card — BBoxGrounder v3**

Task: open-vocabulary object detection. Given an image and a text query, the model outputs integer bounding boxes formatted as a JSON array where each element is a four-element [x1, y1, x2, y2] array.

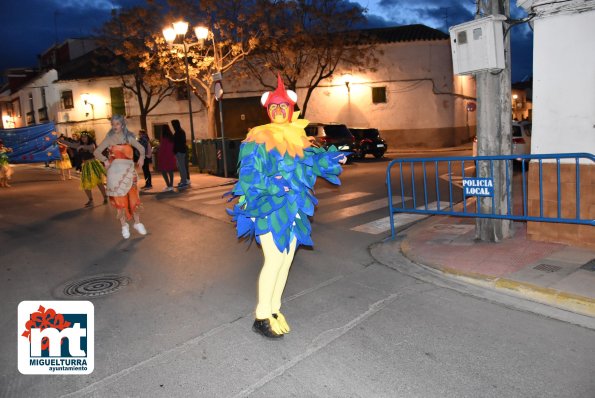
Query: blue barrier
[[386, 153, 595, 239]]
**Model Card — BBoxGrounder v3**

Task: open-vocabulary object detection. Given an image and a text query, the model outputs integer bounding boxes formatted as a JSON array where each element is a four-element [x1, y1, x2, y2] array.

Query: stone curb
[[386, 146, 471, 155], [400, 239, 595, 318]]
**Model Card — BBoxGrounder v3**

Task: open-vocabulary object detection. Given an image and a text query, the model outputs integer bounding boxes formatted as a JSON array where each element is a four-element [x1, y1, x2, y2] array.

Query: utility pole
[[475, 0, 513, 242]]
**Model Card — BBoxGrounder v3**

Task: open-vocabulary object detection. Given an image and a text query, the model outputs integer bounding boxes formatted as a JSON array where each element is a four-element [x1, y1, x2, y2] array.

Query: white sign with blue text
[[462, 178, 494, 197]]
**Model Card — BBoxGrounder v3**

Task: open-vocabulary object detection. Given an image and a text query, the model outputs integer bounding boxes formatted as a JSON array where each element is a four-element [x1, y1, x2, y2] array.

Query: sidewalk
[[386, 142, 472, 155], [377, 214, 595, 318], [138, 167, 236, 194]]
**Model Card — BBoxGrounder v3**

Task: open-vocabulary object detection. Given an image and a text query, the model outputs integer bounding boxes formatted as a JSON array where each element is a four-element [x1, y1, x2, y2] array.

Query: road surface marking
[[180, 186, 232, 201], [439, 165, 476, 188], [320, 196, 411, 221], [350, 201, 451, 234]]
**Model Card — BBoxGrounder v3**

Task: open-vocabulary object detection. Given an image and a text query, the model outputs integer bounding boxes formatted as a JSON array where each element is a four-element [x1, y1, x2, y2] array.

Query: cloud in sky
[[362, 0, 533, 81], [0, 0, 146, 72], [374, 0, 475, 31], [48, 0, 121, 10], [0, 0, 533, 82]]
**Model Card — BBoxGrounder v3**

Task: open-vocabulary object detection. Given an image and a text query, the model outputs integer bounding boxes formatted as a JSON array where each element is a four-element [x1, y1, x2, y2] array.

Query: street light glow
[[163, 27, 176, 44], [173, 21, 189, 36], [194, 26, 209, 40]]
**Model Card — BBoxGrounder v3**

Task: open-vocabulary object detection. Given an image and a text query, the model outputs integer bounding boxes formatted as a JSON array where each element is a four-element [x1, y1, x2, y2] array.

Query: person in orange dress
[[94, 115, 147, 239]]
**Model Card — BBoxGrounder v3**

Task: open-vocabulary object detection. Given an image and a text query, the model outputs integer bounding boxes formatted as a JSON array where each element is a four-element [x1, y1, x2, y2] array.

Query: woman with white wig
[[94, 115, 148, 239]]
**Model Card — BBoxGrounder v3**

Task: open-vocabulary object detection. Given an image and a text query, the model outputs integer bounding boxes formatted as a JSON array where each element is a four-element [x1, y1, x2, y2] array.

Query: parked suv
[[304, 123, 355, 155], [349, 127, 387, 159]]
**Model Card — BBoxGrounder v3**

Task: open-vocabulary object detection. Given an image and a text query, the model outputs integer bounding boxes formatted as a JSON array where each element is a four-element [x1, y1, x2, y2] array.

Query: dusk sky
[[0, 0, 533, 82]]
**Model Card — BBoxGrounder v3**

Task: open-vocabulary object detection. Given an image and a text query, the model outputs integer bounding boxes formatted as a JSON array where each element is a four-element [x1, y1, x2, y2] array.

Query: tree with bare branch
[[141, 0, 260, 138], [242, 0, 378, 118], [97, 5, 176, 132]]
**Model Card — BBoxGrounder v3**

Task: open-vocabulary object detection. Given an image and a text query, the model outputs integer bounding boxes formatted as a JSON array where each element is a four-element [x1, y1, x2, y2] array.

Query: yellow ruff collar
[[243, 112, 312, 158]]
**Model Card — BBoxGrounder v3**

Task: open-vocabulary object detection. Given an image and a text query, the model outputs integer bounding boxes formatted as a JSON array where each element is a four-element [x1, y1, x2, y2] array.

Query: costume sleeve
[[305, 145, 345, 185], [57, 139, 78, 149]]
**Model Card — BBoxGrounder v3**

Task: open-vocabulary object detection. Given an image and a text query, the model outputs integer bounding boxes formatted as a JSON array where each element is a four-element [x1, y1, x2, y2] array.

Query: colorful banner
[[0, 123, 61, 163]]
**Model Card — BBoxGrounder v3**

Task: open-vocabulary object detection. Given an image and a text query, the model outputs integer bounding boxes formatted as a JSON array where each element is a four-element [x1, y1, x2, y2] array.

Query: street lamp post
[[163, 22, 209, 166], [213, 72, 228, 178]]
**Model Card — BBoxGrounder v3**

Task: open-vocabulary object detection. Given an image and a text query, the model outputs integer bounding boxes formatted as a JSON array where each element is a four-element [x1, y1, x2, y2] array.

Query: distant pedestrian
[[55, 139, 72, 180], [171, 119, 189, 188], [0, 139, 14, 188], [58, 132, 108, 207], [94, 115, 147, 239], [70, 134, 82, 172], [138, 129, 153, 190], [157, 125, 176, 192]]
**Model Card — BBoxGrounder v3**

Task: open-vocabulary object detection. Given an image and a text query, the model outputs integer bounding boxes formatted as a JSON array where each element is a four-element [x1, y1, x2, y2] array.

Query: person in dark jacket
[[158, 125, 176, 192], [171, 119, 189, 188], [138, 129, 153, 190]]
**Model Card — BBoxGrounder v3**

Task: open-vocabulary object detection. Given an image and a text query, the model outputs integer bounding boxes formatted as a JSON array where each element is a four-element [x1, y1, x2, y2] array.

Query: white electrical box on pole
[[450, 0, 513, 242]]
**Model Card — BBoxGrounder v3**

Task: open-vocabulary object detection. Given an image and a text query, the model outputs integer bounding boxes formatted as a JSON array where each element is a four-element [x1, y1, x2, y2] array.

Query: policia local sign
[[462, 178, 494, 197]]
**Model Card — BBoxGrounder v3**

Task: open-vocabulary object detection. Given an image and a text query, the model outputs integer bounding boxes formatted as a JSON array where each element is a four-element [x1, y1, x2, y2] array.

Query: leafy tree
[[141, 0, 260, 138], [242, 0, 378, 118], [97, 5, 175, 131]]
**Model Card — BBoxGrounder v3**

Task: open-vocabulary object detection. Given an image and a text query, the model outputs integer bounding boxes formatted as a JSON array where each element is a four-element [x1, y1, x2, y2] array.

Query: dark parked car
[[349, 127, 387, 159], [304, 123, 355, 156]]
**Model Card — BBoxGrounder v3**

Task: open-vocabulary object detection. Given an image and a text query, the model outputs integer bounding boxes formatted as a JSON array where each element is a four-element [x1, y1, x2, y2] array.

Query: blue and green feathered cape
[[227, 119, 346, 252]]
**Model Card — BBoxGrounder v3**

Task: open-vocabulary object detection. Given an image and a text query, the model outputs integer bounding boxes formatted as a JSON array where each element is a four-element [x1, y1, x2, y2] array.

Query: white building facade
[[517, 0, 595, 248], [2, 25, 476, 150]]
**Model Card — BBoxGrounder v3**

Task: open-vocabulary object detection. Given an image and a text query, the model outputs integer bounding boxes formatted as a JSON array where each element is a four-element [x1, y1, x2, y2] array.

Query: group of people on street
[[7, 79, 345, 338], [52, 116, 190, 238], [155, 119, 190, 192]]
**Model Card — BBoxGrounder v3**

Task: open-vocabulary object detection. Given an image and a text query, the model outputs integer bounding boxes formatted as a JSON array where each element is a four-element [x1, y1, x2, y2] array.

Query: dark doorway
[[216, 96, 269, 139]]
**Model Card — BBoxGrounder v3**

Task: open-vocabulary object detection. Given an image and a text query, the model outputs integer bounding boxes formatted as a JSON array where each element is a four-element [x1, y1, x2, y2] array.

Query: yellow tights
[[255, 232, 297, 322]]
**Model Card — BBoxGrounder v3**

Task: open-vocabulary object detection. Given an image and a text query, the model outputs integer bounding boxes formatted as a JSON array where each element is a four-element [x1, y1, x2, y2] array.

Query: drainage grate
[[63, 275, 131, 297], [533, 264, 562, 273], [580, 259, 595, 272]]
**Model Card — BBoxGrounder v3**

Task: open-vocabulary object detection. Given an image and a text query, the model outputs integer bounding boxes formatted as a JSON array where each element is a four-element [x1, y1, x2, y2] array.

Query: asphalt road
[[1, 159, 594, 398]]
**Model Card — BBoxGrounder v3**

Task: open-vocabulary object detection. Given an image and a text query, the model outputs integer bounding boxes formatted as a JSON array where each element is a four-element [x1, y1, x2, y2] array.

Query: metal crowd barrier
[[386, 153, 595, 239]]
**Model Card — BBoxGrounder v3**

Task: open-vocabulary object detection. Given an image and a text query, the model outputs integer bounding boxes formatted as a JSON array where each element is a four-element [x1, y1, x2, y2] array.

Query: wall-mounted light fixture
[[81, 93, 94, 118], [342, 73, 353, 93]]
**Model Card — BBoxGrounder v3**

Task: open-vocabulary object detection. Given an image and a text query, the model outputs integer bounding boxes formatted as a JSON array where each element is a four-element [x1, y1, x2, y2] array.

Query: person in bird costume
[[228, 75, 347, 339]]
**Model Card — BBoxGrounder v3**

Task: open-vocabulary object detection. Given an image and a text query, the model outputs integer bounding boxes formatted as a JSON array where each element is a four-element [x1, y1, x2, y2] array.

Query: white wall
[[531, 9, 595, 154], [51, 77, 207, 143], [54, 76, 123, 141], [5, 35, 476, 148], [10, 70, 59, 128], [304, 41, 467, 130], [226, 39, 475, 135]]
